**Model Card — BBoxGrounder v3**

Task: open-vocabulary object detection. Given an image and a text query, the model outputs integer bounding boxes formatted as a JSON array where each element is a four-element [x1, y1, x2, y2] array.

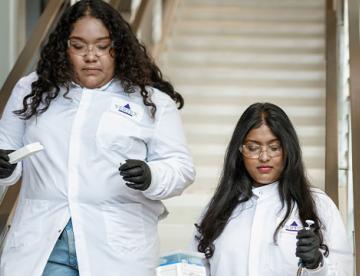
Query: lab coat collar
[[252, 181, 279, 200], [70, 78, 119, 91]]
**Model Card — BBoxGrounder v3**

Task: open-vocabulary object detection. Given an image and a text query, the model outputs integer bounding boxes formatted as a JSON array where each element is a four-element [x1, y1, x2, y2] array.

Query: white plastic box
[[156, 250, 207, 276]]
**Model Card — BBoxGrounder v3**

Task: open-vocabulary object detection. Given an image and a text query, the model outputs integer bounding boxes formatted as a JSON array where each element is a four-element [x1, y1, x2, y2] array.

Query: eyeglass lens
[[241, 143, 282, 159], [68, 39, 112, 56]]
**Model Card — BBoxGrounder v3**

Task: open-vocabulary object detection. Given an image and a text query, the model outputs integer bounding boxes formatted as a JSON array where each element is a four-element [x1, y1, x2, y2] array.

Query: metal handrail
[[131, 0, 151, 34], [152, 0, 181, 59], [348, 0, 360, 273], [113, 0, 181, 60], [109, 0, 152, 37]]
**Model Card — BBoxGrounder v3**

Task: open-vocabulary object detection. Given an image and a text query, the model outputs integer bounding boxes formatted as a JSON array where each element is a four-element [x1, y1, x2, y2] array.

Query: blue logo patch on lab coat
[[117, 103, 136, 117], [110, 98, 144, 123], [284, 220, 302, 232]]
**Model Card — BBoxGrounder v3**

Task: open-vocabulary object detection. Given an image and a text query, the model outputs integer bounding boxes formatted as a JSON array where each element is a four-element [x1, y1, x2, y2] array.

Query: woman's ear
[[110, 48, 116, 58]]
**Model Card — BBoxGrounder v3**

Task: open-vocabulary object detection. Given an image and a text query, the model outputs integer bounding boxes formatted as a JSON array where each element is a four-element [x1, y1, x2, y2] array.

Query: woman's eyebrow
[[68, 36, 111, 42], [244, 138, 280, 144]]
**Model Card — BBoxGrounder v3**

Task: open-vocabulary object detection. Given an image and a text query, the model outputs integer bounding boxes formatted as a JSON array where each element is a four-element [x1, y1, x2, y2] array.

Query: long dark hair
[[15, 0, 183, 119], [195, 102, 328, 258]]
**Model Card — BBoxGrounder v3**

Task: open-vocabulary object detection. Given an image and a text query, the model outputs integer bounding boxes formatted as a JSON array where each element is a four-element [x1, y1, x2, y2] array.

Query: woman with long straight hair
[[194, 102, 352, 275]]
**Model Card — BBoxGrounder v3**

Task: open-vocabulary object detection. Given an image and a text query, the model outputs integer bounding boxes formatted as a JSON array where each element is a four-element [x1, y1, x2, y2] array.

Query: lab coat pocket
[[102, 203, 146, 252], [268, 230, 299, 275], [96, 111, 142, 156]]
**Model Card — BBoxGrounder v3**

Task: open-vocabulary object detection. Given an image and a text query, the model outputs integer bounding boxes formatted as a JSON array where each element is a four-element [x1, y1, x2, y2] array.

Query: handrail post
[[152, 0, 181, 59], [348, 0, 360, 273], [131, 0, 152, 34], [109, 0, 132, 21], [325, 0, 339, 206]]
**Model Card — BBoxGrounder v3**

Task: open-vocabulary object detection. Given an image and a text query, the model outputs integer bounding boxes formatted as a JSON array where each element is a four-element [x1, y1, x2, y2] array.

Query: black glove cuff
[[306, 252, 324, 270]]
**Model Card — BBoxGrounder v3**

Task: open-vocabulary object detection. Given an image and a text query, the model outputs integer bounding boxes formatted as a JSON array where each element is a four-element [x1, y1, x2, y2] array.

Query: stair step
[[182, 114, 325, 128], [169, 44, 324, 55], [169, 32, 325, 40], [174, 27, 324, 37], [174, 20, 324, 36], [191, 164, 325, 180], [180, 97, 324, 110], [186, 167, 325, 193], [185, 134, 324, 147], [169, 66, 324, 78], [181, 0, 325, 8], [170, 78, 324, 88], [164, 51, 325, 66], [171, 36, 324, 50], [166, 64, 325, 73], [182, 0, 324, 5], [179, 6, 324, 22], [183, 121, 325, 132], [176, 86, 325, 98], [168, 45, 324, 57], [179, 87, 325, 98], [189, 144, 324, 156]]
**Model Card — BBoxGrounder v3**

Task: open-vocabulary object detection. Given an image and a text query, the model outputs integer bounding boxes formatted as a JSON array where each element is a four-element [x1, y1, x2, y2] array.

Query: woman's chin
[[76, 76, 109, 89]]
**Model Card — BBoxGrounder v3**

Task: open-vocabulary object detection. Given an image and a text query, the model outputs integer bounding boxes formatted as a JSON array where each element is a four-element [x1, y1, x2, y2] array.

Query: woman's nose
[[258, 149, 271, 162], [84, 46, 98, 61]]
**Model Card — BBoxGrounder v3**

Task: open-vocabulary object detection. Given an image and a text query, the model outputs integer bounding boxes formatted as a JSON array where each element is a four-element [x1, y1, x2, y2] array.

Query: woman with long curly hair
[[0, 0, 195, 275], [194, 103, 352, 275]]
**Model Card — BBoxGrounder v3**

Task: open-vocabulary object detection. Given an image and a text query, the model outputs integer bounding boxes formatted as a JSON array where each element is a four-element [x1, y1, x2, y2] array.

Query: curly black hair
[[15, 0, 183, 119]]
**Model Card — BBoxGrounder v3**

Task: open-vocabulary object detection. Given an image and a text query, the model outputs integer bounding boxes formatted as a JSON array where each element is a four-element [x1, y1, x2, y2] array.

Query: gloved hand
[[0, 149, 17, 179], [296, 229, 323, 269], [119, 159, 151, 191]]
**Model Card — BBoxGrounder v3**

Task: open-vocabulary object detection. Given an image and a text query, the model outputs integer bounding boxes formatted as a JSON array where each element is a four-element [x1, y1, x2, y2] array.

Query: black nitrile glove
[[296, 229, 323, 269], [119, 159, 151, 191], [0, 149, 17, 179]]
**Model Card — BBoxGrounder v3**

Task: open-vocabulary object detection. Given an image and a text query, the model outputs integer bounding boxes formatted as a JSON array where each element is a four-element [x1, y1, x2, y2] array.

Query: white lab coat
[[0, 72, 195, 276], [194, 182, 353, 276]]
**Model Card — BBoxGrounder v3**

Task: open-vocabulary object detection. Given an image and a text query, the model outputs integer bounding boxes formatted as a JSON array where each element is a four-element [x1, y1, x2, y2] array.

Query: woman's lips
[[257, 166, 273, 173], [83, 68, 101, 74]]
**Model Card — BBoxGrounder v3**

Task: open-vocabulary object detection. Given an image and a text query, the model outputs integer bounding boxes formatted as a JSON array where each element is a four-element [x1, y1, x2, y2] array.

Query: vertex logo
[[116, 103, 137, 117], [285, 221, 301, 232]]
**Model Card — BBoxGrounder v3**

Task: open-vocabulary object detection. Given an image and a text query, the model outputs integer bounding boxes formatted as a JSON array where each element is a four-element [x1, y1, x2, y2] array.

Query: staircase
[[158, 0, 326, 253]]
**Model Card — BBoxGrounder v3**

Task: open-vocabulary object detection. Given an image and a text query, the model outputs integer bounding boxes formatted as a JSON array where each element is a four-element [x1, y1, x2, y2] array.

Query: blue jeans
[[42, 219, 79, 276]]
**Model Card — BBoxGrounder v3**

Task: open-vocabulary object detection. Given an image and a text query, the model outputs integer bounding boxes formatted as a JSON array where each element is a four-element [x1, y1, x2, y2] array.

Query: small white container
[[156, 250, 207, 276]]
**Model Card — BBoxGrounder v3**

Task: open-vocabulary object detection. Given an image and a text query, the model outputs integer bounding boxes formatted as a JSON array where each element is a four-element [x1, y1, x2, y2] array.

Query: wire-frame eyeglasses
[[67, 39, 114, 57], [239, 143, 283, 159]]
